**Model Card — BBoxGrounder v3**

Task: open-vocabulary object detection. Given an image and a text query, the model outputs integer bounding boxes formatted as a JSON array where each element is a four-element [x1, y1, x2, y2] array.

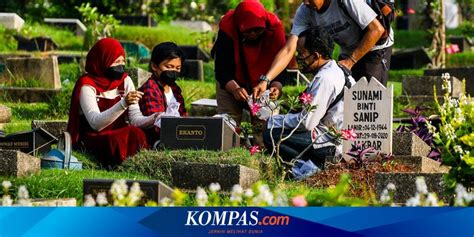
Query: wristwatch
[[259, 75, 271, 87]]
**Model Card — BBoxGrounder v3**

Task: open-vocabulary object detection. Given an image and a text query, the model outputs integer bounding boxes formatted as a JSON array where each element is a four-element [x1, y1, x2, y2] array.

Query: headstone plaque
[[0, 127, 57, 156], [343, 77, 393, 160], [14, 35, 58, 52], [83, 179, 173, 204], [1, 56, 61, 89], [160, 117, 240, 151], [0, 13, 24, 31], [44, 18, 87, 36], [181, 59, 204, 81], [179, 45, 211, 62], [170, 20, 213, 32], [391, 47, 431, 70]]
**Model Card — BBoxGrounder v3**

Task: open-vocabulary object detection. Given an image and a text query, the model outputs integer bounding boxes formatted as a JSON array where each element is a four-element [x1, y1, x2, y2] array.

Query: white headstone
[[44, 18, 87, 36], [0, 13, 25, 31], [342, 77, 393, 160], [171, 20, 212, 33]]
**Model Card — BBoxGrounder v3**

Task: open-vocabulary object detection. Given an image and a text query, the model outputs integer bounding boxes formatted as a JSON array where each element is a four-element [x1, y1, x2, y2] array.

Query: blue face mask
[[105, 65, 125, 80]]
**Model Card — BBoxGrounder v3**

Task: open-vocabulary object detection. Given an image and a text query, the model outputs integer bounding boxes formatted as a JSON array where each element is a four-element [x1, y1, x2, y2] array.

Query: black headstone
[[14, 35, 58, 52], [391, 47, 431, 70], [449, 36, 472, 52], [114, 15, 157, 27], [181, 59, 204, 81], [83, 179, 173, 204], [0, 127, 57, 156], [160, 117, 240, 151], [180, 45, 211, 62]]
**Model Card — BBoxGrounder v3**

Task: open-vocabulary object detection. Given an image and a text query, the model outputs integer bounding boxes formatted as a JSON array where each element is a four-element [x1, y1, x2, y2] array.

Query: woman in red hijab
[[212, 0, 287, 125], [67, 38, 156, 167]]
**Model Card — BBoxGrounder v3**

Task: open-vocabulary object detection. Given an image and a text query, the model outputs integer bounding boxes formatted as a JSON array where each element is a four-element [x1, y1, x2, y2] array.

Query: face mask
[[105, 65, 125, 80], [160, 70, 179, 85], [297, 53, 318, 73]]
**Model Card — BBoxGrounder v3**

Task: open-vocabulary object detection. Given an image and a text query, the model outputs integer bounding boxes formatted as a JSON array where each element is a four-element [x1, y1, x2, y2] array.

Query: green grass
[[393, 30, 431, 49], [114, 24, 215, 50], [119, 148, 277, 185], [177, 79, 216, 111], [389, 69, 424, 82], [3, 169, 148, 205], [447, 52, 474, 68]]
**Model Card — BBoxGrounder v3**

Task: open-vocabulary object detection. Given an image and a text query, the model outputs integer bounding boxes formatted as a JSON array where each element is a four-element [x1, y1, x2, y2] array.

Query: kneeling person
[[263, 28, 355, 169]]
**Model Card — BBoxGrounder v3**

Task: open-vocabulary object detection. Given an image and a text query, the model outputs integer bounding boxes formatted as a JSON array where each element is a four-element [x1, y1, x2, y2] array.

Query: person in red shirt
[[139, 42, 187, 146], [67, 38, 154, 167]]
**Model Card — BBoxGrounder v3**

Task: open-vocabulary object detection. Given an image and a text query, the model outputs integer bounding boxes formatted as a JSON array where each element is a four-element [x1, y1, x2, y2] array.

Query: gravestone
[[31, 120, 67, 139], [126, 67, 151, 88], [392, 156, 449, 173], [171, 20, 212, 32], [376, 172, 448, 203], [31, 198, 77, 207], [424, 67, 474, 96], [449, 36, 472, 52], [161, 117, 240, 152], [402, 76, 462, 97], [14, 35, 58, 52], [1, 56, 61, 89], [0, 13, 24, 31], [181, 59, 204, 81], [119, 41, 151, 63], [180, 45, 211, 62], [190, 99, 218, 116], [171, 162, 260, 191], [392, 132, 431, 158], [0, 105, 12, 123], [343, 77, 393, 160], [0, 150, 40, 177], [0, 87, 61, 102], [0, 127, 57, 156], [83, 179, 173, 204], [44, 18, 87, 36], [391, 48, 431, 70], [115, 15, 157, 27]]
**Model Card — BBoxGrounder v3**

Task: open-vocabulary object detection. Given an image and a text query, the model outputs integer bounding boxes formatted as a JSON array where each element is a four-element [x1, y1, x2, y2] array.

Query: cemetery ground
[[0, 22, 473, 207]]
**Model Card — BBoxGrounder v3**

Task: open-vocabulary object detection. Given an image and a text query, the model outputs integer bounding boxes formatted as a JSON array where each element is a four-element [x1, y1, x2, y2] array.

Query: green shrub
[[114, 25, 214, 49], [0, 26, 17, 52], [177, 79, 216, 111], [389, 69, 424, 82], [20, 23, 83, 51], [447, 52, 474, 68], [59, 63, 82, 84], [393, 30, 431, 49]]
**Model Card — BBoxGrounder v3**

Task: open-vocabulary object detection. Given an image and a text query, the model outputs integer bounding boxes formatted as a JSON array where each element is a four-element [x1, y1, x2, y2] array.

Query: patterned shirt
[[138, 76, 187, 117]]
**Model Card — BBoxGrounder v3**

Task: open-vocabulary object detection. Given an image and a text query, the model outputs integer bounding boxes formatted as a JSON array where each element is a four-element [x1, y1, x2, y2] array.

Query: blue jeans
[[263, 127, 335, 169]]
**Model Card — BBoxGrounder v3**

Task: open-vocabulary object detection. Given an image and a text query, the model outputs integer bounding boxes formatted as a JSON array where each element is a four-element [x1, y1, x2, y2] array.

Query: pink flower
[[249, 145, 261, 155], [407, 8, 416, 14], [299, 92, 313, 105], [250, 103, 261, 116], [446, 44, 460, 54], [291, 195, 308, 207], [340, 128, 357, 141]]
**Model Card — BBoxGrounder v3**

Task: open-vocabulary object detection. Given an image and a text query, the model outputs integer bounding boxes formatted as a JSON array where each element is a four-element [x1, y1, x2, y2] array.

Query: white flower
[[252, 185, 273, 205], [128, 182, 144, 205], [415, 177, 428, 194], [453, 145, 463, 154], [441, 73, 451, 80], [387, 183, 396, 191], [2, 195, 13, 206], [190, 1, 197, 9], [274, 191, 288, 206], [96, 193, 108, 206], [209, 183, 221, 193], [406, 194, 421, 206], [443, 124, 456, 140], [380, 189, 391, 203], [84, 194, 96, 207], [230, 185, 243, 203], [17, 185, 29, 200], [244, 189, 254, 198], [110, 179, 128, 201], [196, 187, 208, 206], [454, 184, 473, 206], [426, 121, 437, 134], [426, 193, 439, 206], [2, 180, 12, 190]]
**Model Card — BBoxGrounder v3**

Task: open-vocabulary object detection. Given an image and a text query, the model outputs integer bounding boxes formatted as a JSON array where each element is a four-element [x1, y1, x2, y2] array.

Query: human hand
[[252, 81, 268, 100], [232, 88, 250, 101], [269, 86, 281, 100], [125, 91, 144, 106], [338, 58, 355, 70]]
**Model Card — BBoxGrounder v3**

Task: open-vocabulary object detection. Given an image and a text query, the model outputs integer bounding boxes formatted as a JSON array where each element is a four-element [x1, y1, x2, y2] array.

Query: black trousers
[[342, 46, 392, 86]]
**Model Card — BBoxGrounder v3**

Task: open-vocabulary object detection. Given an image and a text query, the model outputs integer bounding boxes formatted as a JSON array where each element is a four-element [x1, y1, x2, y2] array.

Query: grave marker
[[1, 56, 61, 89], [44, 18, 87, 36], [161, 117, 239, 151], [0, 150, 40, 177], [83, 179, 173, 204], [343, 77, 393, 160], [0, 13, 24, 31]]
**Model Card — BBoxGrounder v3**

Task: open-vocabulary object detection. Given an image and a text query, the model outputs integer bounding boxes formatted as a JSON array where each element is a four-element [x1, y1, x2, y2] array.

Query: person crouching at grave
[[211, 0, 287, 139], [67, 38, 156, 167], [263, 28, 355, 172], [138, 42, 188, 146]]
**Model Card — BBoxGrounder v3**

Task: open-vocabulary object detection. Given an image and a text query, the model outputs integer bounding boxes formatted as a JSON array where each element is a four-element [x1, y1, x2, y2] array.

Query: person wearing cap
[[211, 0, 288, 126]]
